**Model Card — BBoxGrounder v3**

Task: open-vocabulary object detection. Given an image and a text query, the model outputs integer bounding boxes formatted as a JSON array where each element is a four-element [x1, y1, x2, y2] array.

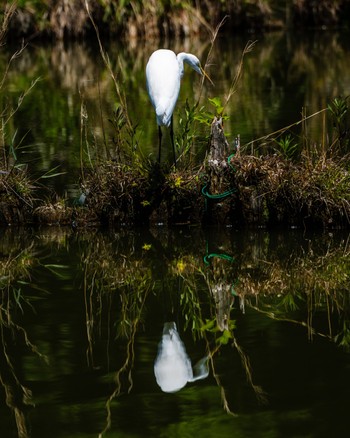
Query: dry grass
[[231, 152, 350, 227], [77, 162, 204, 226], [0, 167, 34, 224], [3, 1, 349, 40]]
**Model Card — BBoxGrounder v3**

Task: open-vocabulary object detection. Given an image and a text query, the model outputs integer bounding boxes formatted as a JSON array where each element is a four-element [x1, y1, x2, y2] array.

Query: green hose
[[201, 152, 236, 200]]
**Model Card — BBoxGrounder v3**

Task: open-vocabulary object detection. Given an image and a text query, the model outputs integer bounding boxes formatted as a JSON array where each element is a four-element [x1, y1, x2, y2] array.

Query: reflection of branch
[[0, 243, 47, 437], [99, 284, 151, 438], [206, 330, 267, 416], [0, 324, 32, 438], [208, 350, 236, 417], [232, 336, 267, 405], [84, 265, 97, 368], [99, 321, 137, 438], [11, 321, 48, 362], [247, 302, 331, 341]]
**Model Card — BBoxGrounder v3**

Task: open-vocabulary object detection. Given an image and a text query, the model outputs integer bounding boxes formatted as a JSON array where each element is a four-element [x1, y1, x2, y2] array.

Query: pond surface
[[1, 28, 350, 436], [1, 29, 350, 196], [1, 226, 349, 437]]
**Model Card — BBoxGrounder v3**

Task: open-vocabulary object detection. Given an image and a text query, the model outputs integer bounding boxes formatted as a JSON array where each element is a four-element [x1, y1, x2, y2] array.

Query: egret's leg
[[158, 126, 162, 163], [170, 116, 176, 168]]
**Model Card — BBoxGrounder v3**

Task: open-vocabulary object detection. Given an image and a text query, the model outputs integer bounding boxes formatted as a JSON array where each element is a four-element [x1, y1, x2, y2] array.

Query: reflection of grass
[[0, 245, 48, 360], [235, 237, 350, 348], [0, 242, 49, 438], [79, 233, 155, 436], [25, 227, 348, 426], [335, 320, 350, 351]]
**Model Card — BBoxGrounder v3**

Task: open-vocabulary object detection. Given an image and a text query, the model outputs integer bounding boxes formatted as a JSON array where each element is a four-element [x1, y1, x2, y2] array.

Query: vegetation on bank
[[1, 3, 350, 228], [1, 0, 350, 41], [2, 112, 350, 229]]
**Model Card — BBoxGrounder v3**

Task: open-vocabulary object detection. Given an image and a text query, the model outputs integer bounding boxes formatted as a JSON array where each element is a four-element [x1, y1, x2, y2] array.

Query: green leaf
[[201, 318, 217, 332], [38, 166, 66, 179], [216, 329, 233, 345], [208, 97, 224, 114]]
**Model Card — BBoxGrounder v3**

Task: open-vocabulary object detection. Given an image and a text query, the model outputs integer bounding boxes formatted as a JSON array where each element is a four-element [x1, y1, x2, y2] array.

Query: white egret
[[146, 49, 212, 166], [154, 321, 209, 393]]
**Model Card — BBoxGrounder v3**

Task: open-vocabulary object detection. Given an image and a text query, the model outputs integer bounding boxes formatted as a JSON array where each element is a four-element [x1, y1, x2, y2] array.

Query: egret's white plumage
[[154, 321, 209, 393], [146, 49, 202, 127], [146, 49, 210, 165]]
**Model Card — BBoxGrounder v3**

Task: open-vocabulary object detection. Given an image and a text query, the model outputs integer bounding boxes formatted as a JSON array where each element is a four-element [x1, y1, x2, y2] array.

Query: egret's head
[[179, 52, 213, 85], [188, 56, 214, 85]]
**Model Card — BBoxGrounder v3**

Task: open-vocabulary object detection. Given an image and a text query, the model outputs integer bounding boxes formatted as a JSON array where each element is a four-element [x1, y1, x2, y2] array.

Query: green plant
[[173, 95, 230, 165], [335, 320, 350, 351], [328, 96, 349, 152], [194, 96, 229, 126], [175, 99, 199, 162], [274, 133, 299, 160], [201, 317, 236, 344]]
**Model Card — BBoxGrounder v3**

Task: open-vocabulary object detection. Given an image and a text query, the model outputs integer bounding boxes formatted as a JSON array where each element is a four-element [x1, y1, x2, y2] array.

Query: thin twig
[[198, 15, 229, 102], [222, 40, 257, 113], [244, 108, 328, 149], [84, 0, 132, 131]]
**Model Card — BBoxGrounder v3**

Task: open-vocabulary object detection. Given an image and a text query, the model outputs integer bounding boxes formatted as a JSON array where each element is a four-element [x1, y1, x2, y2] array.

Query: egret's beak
[[201, 66, 214, 86]]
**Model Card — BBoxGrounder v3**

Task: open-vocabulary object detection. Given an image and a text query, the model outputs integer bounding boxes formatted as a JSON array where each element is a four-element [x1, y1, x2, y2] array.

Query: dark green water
[[1, 227, 349, 437], [1, 28, 350, 437]]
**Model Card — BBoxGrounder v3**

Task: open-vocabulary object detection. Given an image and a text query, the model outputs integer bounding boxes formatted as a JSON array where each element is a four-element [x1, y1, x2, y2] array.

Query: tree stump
[[202, 117, 236, 225]]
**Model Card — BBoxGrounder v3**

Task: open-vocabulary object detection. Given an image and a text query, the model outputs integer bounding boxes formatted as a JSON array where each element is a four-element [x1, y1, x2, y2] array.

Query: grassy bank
[[2, 0, 350, 41], [2, 122, 350, 228], [1, 4, 349, 229]]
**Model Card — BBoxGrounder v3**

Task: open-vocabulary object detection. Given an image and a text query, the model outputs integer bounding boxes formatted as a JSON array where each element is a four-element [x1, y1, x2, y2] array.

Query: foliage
[[201, 317, 236, 345], [328, 96, 349, 153], [175, 100, 198, 161], [174, 97, 227, 165], [194, 97, 229, 127], [0, 21, 40, 223], [232, 152, 350, 227], [2, 0, 350, 40], [274, 134, 299, 160]]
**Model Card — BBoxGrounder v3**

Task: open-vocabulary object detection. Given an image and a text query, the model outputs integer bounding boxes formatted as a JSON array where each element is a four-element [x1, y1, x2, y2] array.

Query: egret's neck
[[176, 52, 202, 78], [176, 52, 187, 78]]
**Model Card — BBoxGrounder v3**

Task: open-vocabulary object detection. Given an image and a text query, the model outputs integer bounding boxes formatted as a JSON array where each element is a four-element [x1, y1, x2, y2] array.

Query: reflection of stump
[[210, 255, 235, 331], [202, 117, 235, 225], [211, 281, 233, 331]]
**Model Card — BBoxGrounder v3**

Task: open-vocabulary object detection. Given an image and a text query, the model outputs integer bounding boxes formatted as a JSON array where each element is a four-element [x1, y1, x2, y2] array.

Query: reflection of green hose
[[201, 153, 236, 200], [204, 246, 237, 296], [201, 185, 235, 199]]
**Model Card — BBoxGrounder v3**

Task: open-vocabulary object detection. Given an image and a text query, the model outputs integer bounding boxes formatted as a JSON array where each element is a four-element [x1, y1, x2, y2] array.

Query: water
[[1, 29, 350, 196], [0, 226, 349, 437], [1, 29, 350, 437]]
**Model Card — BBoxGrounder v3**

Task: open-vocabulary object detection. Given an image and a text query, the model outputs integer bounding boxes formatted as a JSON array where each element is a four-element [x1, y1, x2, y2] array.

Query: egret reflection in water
[[154, 321, 209, 393]]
